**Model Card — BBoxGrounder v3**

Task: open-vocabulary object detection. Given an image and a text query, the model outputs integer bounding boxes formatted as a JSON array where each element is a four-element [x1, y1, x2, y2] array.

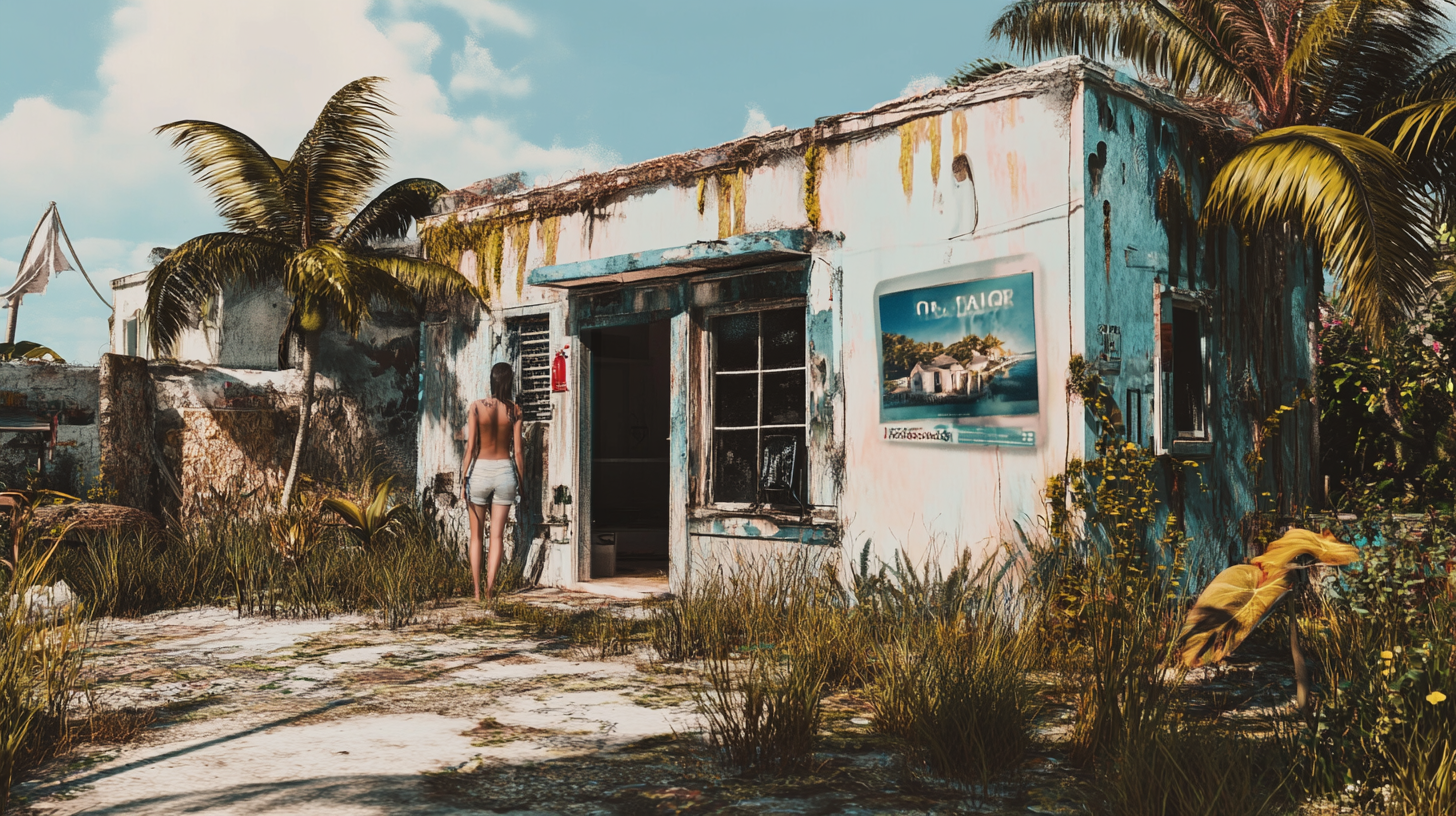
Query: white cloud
[[450, 37, 531, 98], [900, 74, 944, 97], [0, 0, 604, 363], [387, 0, 534, 36], [742, 106, 772, 136]]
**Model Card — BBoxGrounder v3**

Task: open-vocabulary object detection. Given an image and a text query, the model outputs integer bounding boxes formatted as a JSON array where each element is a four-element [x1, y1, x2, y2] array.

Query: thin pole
[[4, 295, 18, 345], [4, 203, 53, 346]]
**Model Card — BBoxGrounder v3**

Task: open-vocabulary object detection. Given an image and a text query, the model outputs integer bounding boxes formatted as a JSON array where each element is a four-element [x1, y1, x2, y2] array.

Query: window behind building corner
[[708, 306, 808, 505], [506, 314, 552, 423]]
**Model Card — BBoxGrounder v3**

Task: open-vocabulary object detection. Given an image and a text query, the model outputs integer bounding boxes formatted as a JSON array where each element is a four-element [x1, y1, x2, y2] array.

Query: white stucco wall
[[419, 59, 1096, 589]]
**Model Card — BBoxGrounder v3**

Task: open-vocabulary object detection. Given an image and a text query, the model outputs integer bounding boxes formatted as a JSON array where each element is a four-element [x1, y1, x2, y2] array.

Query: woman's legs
[[485, 503, 510, 601], [467, 501, 489, 601]]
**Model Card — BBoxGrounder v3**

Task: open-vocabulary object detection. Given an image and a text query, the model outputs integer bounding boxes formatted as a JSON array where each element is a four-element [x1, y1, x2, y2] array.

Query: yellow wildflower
[[1428, 691, 1447, 705], [1380, 650, 1394, 660]]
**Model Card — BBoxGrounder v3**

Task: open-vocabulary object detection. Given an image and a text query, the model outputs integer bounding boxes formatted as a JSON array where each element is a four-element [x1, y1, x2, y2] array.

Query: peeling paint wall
[[0, 362, 100, 493], [416, 57, 1310, 590], [1082, 86, 1316, 574]]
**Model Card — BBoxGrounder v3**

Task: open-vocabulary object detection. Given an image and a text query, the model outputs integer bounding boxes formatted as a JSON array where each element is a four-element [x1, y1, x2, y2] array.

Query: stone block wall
[[0, 361, 100, 494], [98, 353, 153, 509]]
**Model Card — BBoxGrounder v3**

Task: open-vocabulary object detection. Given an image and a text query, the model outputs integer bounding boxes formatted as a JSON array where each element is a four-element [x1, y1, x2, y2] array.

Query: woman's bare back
[[469, 398, 519, 461]]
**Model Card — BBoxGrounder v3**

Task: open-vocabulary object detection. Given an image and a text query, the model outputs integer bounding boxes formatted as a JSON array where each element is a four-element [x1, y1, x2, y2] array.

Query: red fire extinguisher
[[551, 344, 570, 392]]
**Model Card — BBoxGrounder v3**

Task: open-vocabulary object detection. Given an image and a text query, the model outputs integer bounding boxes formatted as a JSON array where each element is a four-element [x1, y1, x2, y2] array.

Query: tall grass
[[46, 481, 478, 628], [2, 546, 89, 814]]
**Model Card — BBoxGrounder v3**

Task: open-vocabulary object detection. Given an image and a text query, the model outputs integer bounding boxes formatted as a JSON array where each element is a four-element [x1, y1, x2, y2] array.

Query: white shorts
[[466, 459, 517, 506]]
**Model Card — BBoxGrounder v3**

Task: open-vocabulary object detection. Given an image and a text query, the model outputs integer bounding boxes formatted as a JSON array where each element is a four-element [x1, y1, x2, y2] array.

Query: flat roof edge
[[527, 229, 824, 289]]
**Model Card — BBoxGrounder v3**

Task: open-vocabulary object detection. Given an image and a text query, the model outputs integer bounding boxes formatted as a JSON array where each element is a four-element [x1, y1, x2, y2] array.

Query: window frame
[[1156, 288, 1213, 455], [696, 296, 810, 511]]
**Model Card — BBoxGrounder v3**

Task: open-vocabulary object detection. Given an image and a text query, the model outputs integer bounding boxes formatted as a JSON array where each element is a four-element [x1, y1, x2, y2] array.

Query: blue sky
[[0, 1, 1008, 364]]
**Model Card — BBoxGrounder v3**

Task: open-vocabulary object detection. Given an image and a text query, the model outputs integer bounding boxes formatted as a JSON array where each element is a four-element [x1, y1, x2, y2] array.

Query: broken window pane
[[713, 429, 758, 504], [712, 312, 759, 372], [714, 372, 759, 428], [761, 308, 805, 369], [762, 370, 806, 426], [709, 306, 809, 505]]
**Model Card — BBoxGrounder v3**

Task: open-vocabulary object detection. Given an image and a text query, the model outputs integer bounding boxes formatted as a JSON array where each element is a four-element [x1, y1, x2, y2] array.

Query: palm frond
[[143, 233, 292, 353], [338, 178, 447, 250], [155, 121, 293, 241], [1203, 125, 1432, 341], [946, 59, 1017, 88], [285, 243, 415, 336], [1304, 0, 1447, 129], [990, 0, 1255, 104], [359, 253, 482, 302], [1370, 98, 1456, 157], [282, 77, 393, 247]]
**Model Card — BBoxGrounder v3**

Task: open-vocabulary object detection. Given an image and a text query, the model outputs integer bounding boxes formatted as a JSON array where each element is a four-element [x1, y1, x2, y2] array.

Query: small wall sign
[[883, 424, 1036, 448]]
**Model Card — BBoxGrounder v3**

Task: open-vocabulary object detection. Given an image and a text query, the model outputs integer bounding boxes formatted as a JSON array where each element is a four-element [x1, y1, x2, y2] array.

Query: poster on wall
[[877, 268, 1038, 423]]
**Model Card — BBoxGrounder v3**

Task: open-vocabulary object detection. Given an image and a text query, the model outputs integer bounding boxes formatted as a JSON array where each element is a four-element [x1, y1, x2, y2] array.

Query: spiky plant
[[143, 78, 480, 509], [992, 0, 1456, 340]]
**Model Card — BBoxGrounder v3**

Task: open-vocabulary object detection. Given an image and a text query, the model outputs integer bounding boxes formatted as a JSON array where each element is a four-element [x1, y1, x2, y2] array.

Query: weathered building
[[415, 57, 1318, 591]]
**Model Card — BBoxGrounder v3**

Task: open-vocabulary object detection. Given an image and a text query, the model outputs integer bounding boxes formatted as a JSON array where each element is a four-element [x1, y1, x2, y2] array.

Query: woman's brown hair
[[490, 362, 514, 404]]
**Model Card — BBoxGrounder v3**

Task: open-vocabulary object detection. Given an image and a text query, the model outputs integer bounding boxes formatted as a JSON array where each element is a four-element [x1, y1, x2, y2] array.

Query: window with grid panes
[[709, 307, 807, 504]]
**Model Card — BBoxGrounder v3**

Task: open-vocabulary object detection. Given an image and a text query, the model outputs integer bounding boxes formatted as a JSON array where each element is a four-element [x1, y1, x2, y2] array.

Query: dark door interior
[[588, 320, 670, 578]]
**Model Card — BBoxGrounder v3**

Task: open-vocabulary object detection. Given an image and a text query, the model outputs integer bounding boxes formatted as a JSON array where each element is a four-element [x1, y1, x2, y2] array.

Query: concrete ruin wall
[[0, 361, 100, 494], [147, 360, 410, 518], [97, 354, 153, 509]]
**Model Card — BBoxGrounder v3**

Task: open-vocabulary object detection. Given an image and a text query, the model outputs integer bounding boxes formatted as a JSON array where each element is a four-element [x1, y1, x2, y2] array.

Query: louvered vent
[[509, 315, 553, 423]]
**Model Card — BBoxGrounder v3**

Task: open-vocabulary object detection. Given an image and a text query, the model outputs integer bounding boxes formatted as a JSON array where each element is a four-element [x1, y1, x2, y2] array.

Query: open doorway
[[587, 320, 670, 584]]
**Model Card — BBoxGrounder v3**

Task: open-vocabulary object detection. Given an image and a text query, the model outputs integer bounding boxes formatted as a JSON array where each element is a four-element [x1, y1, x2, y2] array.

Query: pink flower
[[1435, 341, 1443, 354]]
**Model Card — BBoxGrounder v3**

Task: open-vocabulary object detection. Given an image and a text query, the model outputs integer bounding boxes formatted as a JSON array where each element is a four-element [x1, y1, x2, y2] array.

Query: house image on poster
[[108, 57, 1319, 594]]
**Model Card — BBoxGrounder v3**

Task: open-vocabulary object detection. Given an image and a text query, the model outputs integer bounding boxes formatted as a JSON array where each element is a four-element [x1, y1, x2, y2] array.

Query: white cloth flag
[[2, 203, 73, 303]]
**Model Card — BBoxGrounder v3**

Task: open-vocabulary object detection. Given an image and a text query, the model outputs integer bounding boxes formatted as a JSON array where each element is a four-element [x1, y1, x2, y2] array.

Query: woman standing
[[461, 362, 523, 602]]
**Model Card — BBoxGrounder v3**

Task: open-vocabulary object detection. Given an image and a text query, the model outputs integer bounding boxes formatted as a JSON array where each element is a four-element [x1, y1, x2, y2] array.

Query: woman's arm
[[461, 400, 477, 500], [512, 407, 524, 468]]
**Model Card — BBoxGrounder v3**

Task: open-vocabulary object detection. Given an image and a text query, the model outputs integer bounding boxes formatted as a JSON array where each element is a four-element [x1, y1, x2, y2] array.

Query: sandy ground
[[16, 592, 706, 815], [15, 590, 1089, 815]]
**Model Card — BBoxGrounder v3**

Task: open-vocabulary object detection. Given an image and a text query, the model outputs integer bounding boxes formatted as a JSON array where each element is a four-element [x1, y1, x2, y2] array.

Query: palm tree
[[991, 0, 1456, 341], [145, 77, 479, 510]]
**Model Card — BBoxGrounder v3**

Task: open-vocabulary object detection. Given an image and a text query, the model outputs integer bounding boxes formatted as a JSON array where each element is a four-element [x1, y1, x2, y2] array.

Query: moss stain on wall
[[509, 221, 530, 299], [538, 216, 560, 267], [803, 143, 823, 230], [928, 115, 942, 186]]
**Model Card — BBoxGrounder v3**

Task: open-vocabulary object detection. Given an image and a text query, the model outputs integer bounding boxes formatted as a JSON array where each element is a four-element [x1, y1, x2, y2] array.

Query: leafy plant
[[1178, 529, 1361, 668], [143, 77, 481, 510], [321, 477, 407, 548], [992, 0, 1456, 340], [0, 488, 80, 570], [0, 341, 64, 363]]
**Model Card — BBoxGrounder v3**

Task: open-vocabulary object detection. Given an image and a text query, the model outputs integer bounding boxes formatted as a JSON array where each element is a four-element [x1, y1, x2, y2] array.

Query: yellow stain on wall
[[951, 110, 967, 157], [716, 171, 747, 238], [509, 221, 530, 299], [538, 216, 560, 267], [484, 226, 505, 304], [928, 116, 942, 186], [696, 177, 707, 217], [716, 174, 733, 238], [803, 143, 823, 230], [899, 122, 916, 201], [733, 169, 747, 235]]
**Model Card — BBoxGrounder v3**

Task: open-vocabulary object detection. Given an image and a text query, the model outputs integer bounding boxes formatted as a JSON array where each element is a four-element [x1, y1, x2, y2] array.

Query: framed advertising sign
[[876, 257, 1040, 427]]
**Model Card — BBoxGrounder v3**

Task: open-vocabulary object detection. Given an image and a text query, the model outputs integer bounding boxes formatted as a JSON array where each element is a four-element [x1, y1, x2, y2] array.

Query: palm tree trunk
[[279, 329, 319, 510]]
